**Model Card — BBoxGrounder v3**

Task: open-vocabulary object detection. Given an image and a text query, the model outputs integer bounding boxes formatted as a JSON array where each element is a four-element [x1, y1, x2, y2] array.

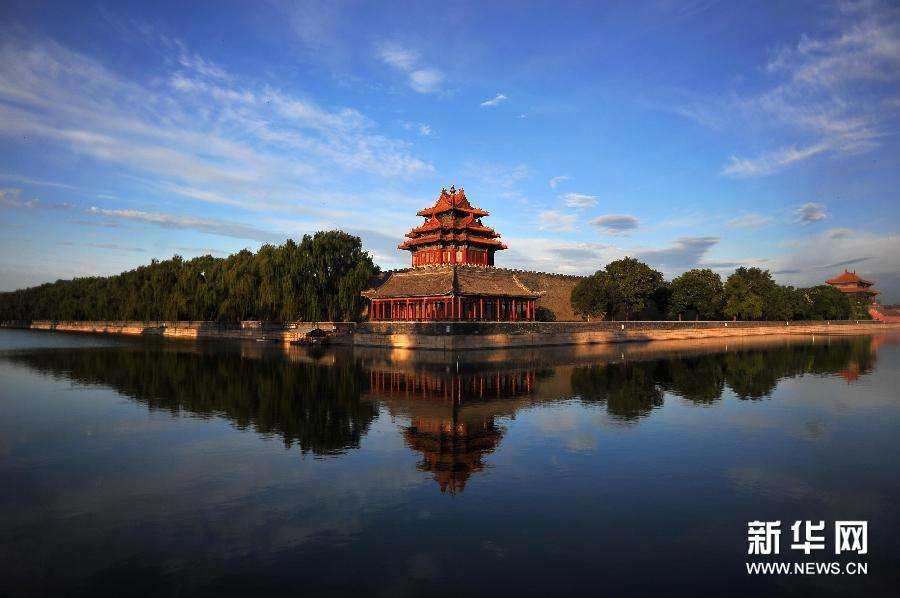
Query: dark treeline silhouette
[[571, 259, 871, 321], [6, 345, 377, 455], [0, 231, 378, 323]]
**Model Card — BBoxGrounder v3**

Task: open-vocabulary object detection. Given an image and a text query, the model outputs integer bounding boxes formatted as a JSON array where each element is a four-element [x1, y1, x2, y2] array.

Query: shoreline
[[3, 319, 899, 350]]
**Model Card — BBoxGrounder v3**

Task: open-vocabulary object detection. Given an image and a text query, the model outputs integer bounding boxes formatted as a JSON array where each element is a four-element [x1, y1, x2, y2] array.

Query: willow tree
[[0, 231, 378, 323]]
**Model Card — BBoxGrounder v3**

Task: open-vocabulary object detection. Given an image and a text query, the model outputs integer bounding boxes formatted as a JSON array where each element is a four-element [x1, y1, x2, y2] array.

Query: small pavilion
[[362, 186, 542, 321], [825, 270, 880, 301]]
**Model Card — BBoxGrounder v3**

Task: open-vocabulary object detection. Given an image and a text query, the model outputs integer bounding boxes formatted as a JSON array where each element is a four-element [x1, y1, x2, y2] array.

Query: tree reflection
[[659, 355, 726, 405], [2, 334, 881, 493], [571, 362, 665, 421], [6, 346, 377, 455], [722, 337, 876, 400]]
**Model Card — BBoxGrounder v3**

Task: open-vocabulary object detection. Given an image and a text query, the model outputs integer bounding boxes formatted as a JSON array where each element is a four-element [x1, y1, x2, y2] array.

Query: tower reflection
[[0, 333, 883, 494], [366, 368, 538, 492]]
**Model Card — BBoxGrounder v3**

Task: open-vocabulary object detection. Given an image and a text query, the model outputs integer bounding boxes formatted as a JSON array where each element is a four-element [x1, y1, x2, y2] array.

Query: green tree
[[0, 231, 378, 324], [723, 267, 788, 320], [723, 275, 763, 320], [604, 257, 665, 320], [805, 285, 851, 320], [668, 268, 724, 320], [571, 271, 617, 320], [847, 295, 872, 320], [535, 306, 557, 321]]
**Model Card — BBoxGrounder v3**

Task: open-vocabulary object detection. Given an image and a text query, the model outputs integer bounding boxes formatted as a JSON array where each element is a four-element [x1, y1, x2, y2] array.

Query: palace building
[[362, 186, 583, 321], [825, 269, 880, 301]]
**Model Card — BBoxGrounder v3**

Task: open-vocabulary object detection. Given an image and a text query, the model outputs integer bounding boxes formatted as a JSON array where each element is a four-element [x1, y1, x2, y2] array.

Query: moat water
[[1, 329, 898, 597]]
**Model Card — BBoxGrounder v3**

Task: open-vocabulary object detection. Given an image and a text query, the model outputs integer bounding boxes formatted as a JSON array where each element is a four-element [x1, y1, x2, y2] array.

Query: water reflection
[[1, 334, 881, 492], [4, 344, 377, 455], [367, 369, 539, 492]]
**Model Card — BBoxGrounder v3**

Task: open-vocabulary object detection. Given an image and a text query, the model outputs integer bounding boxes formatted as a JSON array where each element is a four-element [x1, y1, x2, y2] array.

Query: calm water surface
[[1, 329, 898, 596]]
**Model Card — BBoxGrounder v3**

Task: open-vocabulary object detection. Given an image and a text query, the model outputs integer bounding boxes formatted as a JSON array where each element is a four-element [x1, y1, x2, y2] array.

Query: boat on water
[[290, 328, 329, 346]]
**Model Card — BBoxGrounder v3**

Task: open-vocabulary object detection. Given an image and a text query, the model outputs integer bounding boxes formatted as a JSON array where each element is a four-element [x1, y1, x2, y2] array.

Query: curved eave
[[416, 206, 490, 217]]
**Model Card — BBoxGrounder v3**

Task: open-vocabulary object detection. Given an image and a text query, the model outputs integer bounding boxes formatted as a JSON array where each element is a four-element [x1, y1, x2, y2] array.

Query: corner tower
[[399, 186, 507, 267]]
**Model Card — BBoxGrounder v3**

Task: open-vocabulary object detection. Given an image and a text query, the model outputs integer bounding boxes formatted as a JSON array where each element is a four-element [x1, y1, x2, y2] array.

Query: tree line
[[0, 231, 378, 323], [570, 257, 870, 321]]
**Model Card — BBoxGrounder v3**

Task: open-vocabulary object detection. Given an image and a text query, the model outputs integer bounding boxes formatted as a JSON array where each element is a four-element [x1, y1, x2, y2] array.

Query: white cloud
[[538, 210, 577, 232], [480, 93, 508, 108], [86, 207, 287, 242], [722, 143, 831, 178], [676, 2, 900, 177], [727, 212, 774, 229], [377, 42, 444, 93], [589, 214, 639, 234], [0, 37, 432, 222], [401, 121, 434, 136], [770, 228, 900, 301], [548, 175, 570, 189], [0, 187, 72, 210], [378, 44, 418, 71], [794, 202, 827, 224], [461, 161, 530, 201], [502, 237, 621, 274], [563, 192, 597, 209], [408, 69, 444, 93], [635, 236, 720, 268]]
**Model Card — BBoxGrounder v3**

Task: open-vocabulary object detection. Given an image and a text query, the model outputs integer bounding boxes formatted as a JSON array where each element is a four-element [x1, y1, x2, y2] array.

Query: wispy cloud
[[563, 192, 597, 209], [590, 214, 638, 235], [635, 236, 720, 268], [0, 188, 72, 210], [548, 175, 570, 189], [722, 143, 831, 178], [377, 42, 444, 93], [86, 207, 285, 242], [401, 121, 434, 136], [480, 93, 508, 108], [538, 210, 577, 232], [502, 237, 621, 274], [674, 2, 900, 177], [0, 36, 432, 222], [727, 212, 774, 229], [770, 228, 900, 300], [58, 241, 146, 253], [794, 202, 827, 224]]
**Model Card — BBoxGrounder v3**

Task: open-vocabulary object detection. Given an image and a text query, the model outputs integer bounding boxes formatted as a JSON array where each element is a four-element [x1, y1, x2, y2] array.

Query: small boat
[[290, 328, 329, 346]]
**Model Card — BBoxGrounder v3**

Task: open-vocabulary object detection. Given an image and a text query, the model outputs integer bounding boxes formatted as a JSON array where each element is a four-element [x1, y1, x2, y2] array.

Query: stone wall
[[505, 270, 583, 321]]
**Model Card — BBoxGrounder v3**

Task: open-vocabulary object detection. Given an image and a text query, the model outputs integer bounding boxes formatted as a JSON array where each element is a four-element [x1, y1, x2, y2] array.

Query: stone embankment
[[4, 320, 353, 343], [3, 319, 898, 350], [352, 319, 900, 350]]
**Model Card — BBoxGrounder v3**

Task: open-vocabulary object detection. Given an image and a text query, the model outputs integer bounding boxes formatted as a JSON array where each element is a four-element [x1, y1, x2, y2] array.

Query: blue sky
[[1, 0, 899, 300]]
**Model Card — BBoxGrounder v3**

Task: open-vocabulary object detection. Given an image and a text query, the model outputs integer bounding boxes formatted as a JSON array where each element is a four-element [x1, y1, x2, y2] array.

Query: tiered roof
[[361, 265, 542, 299], [398, 186, 507, 251], [826, 270, 874, 286], [825, 269, 879, 296]]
